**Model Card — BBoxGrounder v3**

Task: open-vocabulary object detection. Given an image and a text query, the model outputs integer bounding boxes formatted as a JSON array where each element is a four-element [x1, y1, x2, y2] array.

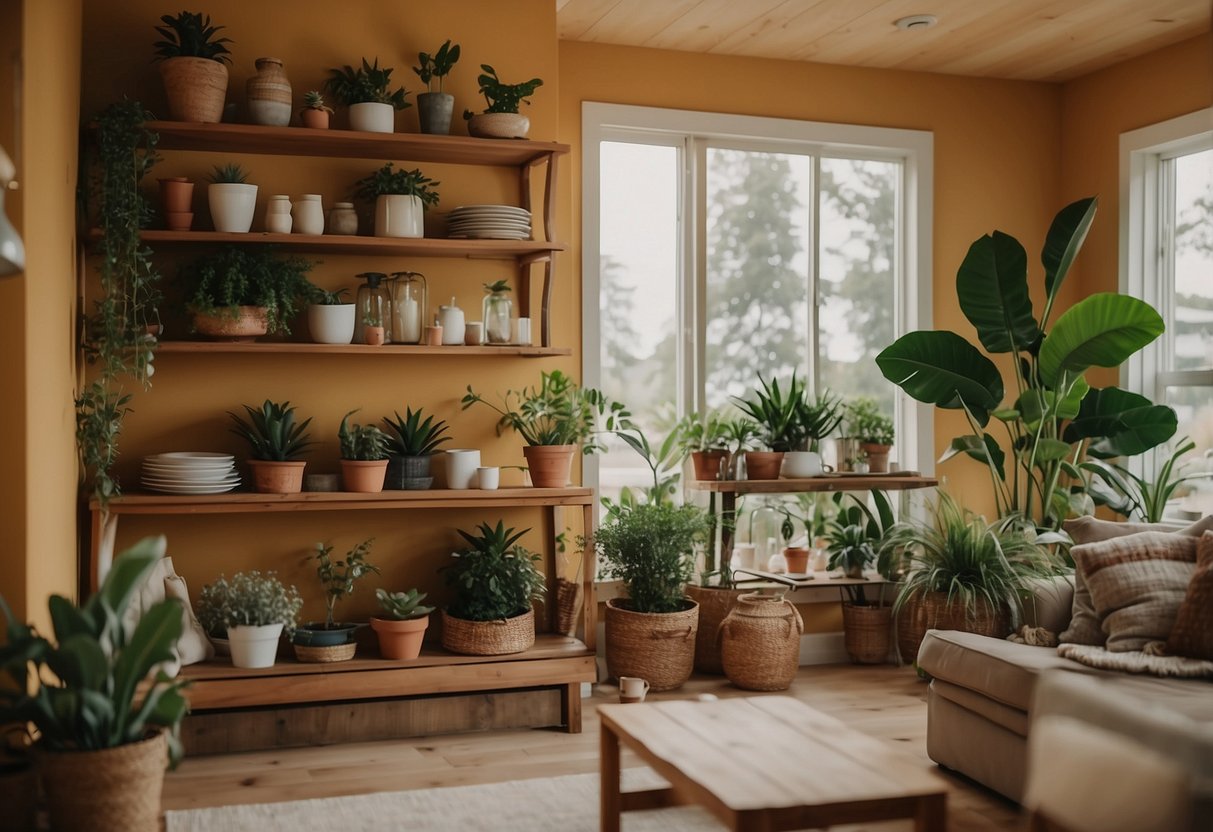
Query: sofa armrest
[[1018, 574, 1074, 633]]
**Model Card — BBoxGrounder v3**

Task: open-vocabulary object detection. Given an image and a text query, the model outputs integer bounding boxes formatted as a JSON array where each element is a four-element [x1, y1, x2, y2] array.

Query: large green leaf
[[1042, 197, 1097, 309], [939, 434, 1006, 480], [49, 595, 97, 643], [1014, 377, 1088, 430], [1037, 293, 1164, 386], [956, 232, 1041, 353], [46, 633, 109, 691], [876, 331, 1004, 426], [1063, 386, 1177, 458], [109, 599, 183, 742]]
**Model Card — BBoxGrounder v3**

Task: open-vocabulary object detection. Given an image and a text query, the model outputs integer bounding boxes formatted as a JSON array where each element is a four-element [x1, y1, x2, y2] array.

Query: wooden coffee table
[[599, 695, 947, 831]]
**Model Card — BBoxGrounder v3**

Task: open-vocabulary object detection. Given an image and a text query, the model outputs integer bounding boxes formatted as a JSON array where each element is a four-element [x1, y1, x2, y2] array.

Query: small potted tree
[[325, 57, 410, 133], [307, 287, 356, 344], [180, 246, 316, 341], [849, 397, 895, 473], [677, 410, 730, 481], [207, 163, 257, 233], [152, 11, 232, 123], [338, 409, 391, 492], [299, 90, 333, 129], [354, 163, 440, 239], [441, 522, 545, 656], [227, 399, 314, 493], [383, 407, 450, 489], [413, 39, 460, 135], [198, 570, 303, 669], [371, 588, 435, 660], [293, 539, 380, 661], [733, 374, 805, 480], [462, 64, 543, 139]]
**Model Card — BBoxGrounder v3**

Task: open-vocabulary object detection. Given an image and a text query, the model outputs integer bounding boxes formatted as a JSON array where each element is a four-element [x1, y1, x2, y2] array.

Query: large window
[[583, 104, 932, 498], [1122, 108, 1213, 517]]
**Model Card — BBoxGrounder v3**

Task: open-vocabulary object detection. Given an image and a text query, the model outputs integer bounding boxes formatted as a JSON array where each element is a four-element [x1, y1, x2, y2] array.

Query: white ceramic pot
[[292, 194, 324, 236], [444, 449, 481, 490], [476, 466, 500, 490], [208, 183, 258, 233], [374, 194, 423, 238], [349, 101, 394, 133], [265, 194, 292, 233], [307, 303, 356, 344], [227, 622, 283, 668], [782, 451, 825, 478]]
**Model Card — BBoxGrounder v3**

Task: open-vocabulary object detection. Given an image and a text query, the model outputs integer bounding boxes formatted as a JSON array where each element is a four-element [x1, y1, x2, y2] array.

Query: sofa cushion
[[932, 678, 1029, 736], [1170, 531, 1213, 661], [1075, 531, 1197, 652]]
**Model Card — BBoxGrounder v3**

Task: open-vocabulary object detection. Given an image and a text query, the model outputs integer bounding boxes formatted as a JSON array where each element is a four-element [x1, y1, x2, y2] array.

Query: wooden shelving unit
[[155, 342, 571, 357]]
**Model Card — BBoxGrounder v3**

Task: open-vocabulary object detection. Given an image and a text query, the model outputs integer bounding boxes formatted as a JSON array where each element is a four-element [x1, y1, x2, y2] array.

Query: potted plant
[[462, 64, 543, 139], [0, 537, 189, 832], [371, 588, 435, 660], [299, 90, 333, 128], [227, 399, 314, 493], [733, 373, 805, 480], [293, 539, 380, 661], [849, 397, 895, 473], [413, 39, 460, 135], [441, 521, 545, 656], [307, 287, 355, 344], [325, 57, 410, 133], [824, 496, 897, 664], [180, 245, 315, 340], [198, 570, 302, 669], [152, 11, 232, 124], [383, 406, 450, 490], [597, 502, 708, 691], [773, 508, 811, 573], [207, 163, 257, 233], [363, 310, 385, 345], [461, 370, 627, 488], [785, 389, 845, 477], [354, 163, 440, 239], [338, 409, 391, 492], [678, 410, 730, 481]]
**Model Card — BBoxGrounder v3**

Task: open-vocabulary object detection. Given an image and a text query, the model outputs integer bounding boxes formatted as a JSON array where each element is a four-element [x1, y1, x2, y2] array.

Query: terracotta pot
[[37, 731, 168, 832], [466, 112, 530, 139], [744, 450, 784, 480], [192, 306, 268, 341], [341, 459, 388, 493], [783, 547, 810, 573], [247, 459, 306, 494], [364, 325, 385, 346], [605, 598, 698, 692], [165, 211, 193, 231], [300, 108, 330, 128], [522, 444, 575, 488], [863, 443, 892, 473], [690, 449, 728, 481], [158, 56, 228, 123], [371, 615, 429, 660], [684, 584, 746, 674], [158, 177, 193, 214], [896, 591, 1011, 665], [843, 603, 892, 665], [246, 57, 291, 126]]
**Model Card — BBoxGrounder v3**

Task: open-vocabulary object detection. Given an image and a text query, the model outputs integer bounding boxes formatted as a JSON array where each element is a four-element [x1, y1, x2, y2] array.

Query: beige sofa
[[916, 575, 1213, 818]]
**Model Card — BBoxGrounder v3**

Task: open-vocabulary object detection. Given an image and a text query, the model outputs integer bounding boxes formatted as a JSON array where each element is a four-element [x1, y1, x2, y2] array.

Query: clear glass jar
[[389, 271, 426, 344], [354, 272, 391, 345], [482, 280, 513, 344], [748, 501, 784, 568]]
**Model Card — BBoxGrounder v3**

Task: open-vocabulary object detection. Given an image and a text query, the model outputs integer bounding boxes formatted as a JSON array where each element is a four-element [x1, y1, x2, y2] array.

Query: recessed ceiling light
[[894, 14, 938, 31]]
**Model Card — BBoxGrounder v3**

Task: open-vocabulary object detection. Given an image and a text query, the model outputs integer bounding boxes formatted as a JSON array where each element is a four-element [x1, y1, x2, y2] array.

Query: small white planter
[[444, 449, 481, 490], [374, 194, 423, 238], [349, 102, 394, 133], [208, 183, 258, 233], [782, 451, 825, 478], [308, 303, 356, 344], [227, 623, 283, 668]]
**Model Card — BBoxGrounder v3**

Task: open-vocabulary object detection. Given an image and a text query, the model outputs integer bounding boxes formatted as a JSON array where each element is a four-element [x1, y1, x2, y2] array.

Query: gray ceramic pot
[[417, 92, 454, 135], [386, 454, 434, 490]]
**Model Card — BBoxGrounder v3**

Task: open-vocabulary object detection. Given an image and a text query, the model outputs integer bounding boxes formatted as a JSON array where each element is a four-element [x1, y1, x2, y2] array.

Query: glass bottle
[[389, 271, 426, 344], [748, 501, 784, 568], [482, 279, 513, 344], [354, 272, 391, 345]]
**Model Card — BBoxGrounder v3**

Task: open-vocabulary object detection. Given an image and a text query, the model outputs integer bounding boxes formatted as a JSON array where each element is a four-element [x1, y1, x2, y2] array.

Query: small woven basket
[[294, 641, 357, 663], [719, 593, 803, 691], [843, 602, 893, 664], [37, 730, 168, 832], [605, 598, 698, 691], [685, 585, 745, 675], [896, 591, 1010, 665], [441, 608, 536, 656], [555, 577, 581, 637]]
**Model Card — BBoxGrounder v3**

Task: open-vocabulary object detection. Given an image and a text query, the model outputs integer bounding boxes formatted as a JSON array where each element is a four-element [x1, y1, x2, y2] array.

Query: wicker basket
[[685, 585, 746, 674], [37, 731, 168, 832], [719, 593, 803, 691], [441, 608, 535, 656], [158, 56, 229, 124], [843, 603, 893, 664], [604, 598, 698, 692], [555, 577, 581, 637], [896, 591, 1011, 665], [293, 641, 357, 663]]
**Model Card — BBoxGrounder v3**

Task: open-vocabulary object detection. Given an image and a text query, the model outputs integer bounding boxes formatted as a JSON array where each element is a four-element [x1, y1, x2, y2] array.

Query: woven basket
[[685, 585, 746, 674], [441, 608, 535, 656], [293, 641, 357, 663], [158, 56, 228, 123], [896, 591, 1011, 665], [37, 731, 168, 832], [719, 593, 803, 691], [605, 598, 698, 692], [555, 577, 581, 637], [843, 603, 893, 664]]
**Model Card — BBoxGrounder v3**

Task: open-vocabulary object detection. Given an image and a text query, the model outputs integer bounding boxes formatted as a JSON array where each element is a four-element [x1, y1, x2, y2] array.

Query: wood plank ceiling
[[556, 0, 1212, 82]]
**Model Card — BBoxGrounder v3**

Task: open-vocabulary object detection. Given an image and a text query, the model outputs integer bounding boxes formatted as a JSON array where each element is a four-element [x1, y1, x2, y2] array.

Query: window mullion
[[808, 155, 821, 395], [690, 137, 708, 413]]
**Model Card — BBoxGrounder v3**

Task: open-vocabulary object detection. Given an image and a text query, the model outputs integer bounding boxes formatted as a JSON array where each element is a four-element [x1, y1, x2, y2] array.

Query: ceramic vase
[[265, 194, 292, 234], [444, 449, 481, 490], [307, 303, 356, 344], [208, 182, 257, 233], [374, 194, 423, 238], [349, 101, 394, 133], [292, 194, 324, 235], [228, 623, 283, 668], [246, 57, 292, 126], [327, 202, 358, 235]]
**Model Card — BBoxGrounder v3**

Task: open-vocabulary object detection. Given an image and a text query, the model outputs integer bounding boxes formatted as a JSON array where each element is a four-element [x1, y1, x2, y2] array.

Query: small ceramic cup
[[512, 317, 532, 346], [619, 676, 650, 704], [425, 324, 444, 346], [464, 321, 484, 346], [476, 466, 500, 490]]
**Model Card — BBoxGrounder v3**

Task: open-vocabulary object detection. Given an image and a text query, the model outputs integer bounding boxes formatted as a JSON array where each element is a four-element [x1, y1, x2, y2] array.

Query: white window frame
[[581, 102, 934, 494]]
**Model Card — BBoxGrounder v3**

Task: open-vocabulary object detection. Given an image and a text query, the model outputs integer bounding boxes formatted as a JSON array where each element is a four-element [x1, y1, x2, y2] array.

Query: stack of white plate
[[447, 205, 532, 240], [141, 452, 240, 494]]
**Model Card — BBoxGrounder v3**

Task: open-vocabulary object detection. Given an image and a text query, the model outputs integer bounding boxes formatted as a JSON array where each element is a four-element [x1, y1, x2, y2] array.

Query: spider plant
[[1081, 437, 1210, 523]]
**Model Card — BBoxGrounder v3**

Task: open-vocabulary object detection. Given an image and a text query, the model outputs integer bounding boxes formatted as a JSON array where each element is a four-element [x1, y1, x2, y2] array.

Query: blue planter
[[292, 622, 359, 647]]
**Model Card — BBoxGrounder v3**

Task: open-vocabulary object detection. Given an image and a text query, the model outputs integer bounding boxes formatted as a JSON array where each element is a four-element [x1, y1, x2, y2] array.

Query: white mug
[[619, 676, 650, 702], [782, 451, 832, 478], [476, 466, 500, 490], [512, 317, 532, 346], [444, 449, 481, 490]]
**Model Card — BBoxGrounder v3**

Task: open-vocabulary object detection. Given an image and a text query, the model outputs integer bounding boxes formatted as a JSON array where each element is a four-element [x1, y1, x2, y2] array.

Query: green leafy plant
[[721, 417, 760, 456], [310, 287, 349, 305], [338, 410, 390, 460], [179, 246, 316, 335], [375, 588, 435, 621], [676, 411, 730, 455], [414, 40, 461, 93], [876, 197, 1175, 530], [152, 11, 232, 63], [382, 407, 450, 457], [207, 163, 248, 184], [353, 163, 440, 209], [0, 537, 189, 765], [604, 425, 681, 515], [797, 388, 845, 452], [1081, 438, 1211, 523], [325, 58, 410, 109], [461, 370, 630, 452], [197, 570, 303, 637], [227, 399, 314, 461], [302, 90, 333, 113], [484, 278, 511, 295], [443, 522, 545, 621], [595, 503, 709, 614], [463, 64, 542, 117], [848, 397, 894, 446], [733, 373, 806, 452], [308, 540, 380, 630]]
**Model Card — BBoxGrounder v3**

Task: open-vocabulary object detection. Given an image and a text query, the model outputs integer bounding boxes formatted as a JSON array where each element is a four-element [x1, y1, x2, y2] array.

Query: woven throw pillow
[[1072, 531, 1198, 652], [1060, 515, 1212, 645], [1167, 531, 1213, 661]]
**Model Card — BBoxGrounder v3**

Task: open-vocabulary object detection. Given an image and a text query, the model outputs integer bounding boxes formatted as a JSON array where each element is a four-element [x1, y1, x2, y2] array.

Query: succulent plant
[[375, 588, 435, 621], [339, 409, 390, 460], [227, 399, 314, 461], [302, 90, 333, 113], [383, 407, 450, 457], [208, 163, 248, 184], [152, 11, 233, 63]]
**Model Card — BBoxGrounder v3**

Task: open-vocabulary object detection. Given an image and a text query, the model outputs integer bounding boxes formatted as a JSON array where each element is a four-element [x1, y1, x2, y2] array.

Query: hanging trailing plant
[[76, 100, 161, 505]]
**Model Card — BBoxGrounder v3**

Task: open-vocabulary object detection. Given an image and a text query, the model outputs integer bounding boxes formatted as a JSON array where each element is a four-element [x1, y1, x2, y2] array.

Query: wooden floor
[[164, 664, 1027, 831]]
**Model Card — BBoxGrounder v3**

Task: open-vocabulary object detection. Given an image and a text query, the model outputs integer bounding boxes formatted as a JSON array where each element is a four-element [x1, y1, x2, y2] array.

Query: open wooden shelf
[[155, 341, 571, 357], [688, 474, 938, 494]]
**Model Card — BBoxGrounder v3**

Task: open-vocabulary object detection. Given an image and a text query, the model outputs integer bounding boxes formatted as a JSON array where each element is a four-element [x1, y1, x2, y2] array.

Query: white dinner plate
[[150, 452, 235, 463], [141, 472, 240, 484], [141, 483, 241, 495], [448, 231, 532, 240], [450, 204, 531, 215]]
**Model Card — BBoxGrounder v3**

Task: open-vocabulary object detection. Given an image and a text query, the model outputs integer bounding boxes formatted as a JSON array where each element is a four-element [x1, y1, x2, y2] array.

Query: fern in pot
[[179, 245, 315, 340], [197, 570, 302, 669], [383, 406, 450, 489], [371, 588, 435, 660], [227, 399, 314, 493], [339, 409, 391, 492]]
